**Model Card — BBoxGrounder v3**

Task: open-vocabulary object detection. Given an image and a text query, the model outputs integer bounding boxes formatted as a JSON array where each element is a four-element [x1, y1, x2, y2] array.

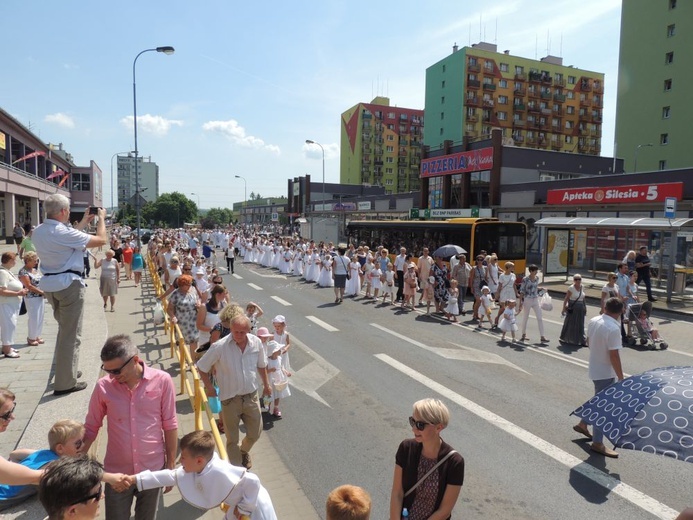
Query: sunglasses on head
[[101, 355, 135, 375], [408, 416, 431, 431], [69, 483, 103, 506], [0, 402, 16, 422]]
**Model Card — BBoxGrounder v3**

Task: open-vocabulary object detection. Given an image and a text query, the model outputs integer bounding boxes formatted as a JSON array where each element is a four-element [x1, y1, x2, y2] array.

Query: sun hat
[[272, 315, 286, 324], [256, 327, 274, 338]]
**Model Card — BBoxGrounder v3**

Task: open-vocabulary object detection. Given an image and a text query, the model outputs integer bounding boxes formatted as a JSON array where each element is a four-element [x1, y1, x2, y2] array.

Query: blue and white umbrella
[[571, 366, 693, 463]]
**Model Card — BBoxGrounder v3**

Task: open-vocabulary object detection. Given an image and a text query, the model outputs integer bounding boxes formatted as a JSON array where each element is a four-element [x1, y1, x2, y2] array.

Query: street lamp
[[110, 151, 131, 217], [234, 175, 246, 224], [305, 139, 325, 213], [633, 143, 653, 173], [191, 192, 200, 207], [132, 45, 175, 245]]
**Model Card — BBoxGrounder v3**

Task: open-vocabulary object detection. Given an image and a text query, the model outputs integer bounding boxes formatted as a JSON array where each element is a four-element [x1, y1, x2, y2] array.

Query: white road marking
[[376, 354, 678, 520], [232, 273, 243, 279], [666, 348, 693, 359], [247, 283, 263, 291], [271, 295, 292, 306], [306, 316, 339, 332], [288, 336, 340, 408], [250, 270, 287, 279], [370, 323, 528, 374]]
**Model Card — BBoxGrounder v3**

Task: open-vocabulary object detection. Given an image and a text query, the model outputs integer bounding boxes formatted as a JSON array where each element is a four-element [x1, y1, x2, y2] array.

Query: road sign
[[664, 197, 676, 219], [410, 208, 420, 219]]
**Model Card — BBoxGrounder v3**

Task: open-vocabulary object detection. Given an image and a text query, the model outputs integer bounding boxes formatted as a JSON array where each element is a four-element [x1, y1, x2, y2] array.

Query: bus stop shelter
[[535, 217, 693, 303]]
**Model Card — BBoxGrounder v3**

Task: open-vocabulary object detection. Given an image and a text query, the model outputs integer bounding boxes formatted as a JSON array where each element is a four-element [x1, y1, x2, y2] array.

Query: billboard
[[547, 182, 684, 205], [420, 147, 493, 178]]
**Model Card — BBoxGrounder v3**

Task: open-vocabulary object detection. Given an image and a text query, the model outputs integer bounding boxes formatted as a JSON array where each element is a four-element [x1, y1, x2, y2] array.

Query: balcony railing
[[514, 87, 526, 96], [515, 73, 526, 81], [466, 97, 479, 106], [468, 63, 480, 72], [513, 103, 526, 111], [513, 120, 526, 127], [554, 78, 566, 87], [482, 83, 496, 91], [467, 79, 481, 89], [553, 94, 566, 102]]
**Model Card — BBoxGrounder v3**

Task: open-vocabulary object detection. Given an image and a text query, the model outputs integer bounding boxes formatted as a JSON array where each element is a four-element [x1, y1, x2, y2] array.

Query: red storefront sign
[[547, 182, 684, 205], [420, 147, 493, 178]]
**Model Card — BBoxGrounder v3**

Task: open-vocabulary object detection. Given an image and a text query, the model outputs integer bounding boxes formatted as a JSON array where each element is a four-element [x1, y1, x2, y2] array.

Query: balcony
[[467, 114, 478, 122], [483, 99, 494, 107], [362, 146, 372, 153], [553, 107, 563, 116], [527, 119, 540, 129], [580, 80, 592, 92], [467, 79, 481, 89], [537, 139, 548, 148], [592, 98, 603, 108], [578, 143, 589, 153], [528, 104, 540, 113], [528, 89, 540, 98], [554, 78, 566, 87], [512, 119, 526, 127], [483, 66, 495, 76], [590, 128, 602, 137], [374, 160, 384, 166], [592, 114, 602, 123], [362, 112, 372, 119], [468, 63, 480, 73], [529, 71, 542, 82], [513, 103, 526, 111], [515, 73, 526, 81], [411, 117, 422, 125], [541, 108, 552, 116], [593, 82, 603, 93], [466, 96, 479, 106], [579, 97, 590, 107], [527, 136, 538, 145], [513, 135, 524, 143], [482, 83, 496, 91], [540, 91, 551, 100], [553, 93, 566, 103], [514, 87, 526, 96], [579, 128, 590, 136]]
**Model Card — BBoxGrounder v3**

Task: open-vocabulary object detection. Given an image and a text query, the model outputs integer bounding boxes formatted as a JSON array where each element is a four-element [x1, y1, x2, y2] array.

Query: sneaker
[[241, 451, 252, 469]]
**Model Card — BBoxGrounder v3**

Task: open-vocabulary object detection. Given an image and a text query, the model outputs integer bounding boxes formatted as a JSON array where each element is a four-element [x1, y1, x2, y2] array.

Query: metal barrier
[[145, 253, 228, 461]]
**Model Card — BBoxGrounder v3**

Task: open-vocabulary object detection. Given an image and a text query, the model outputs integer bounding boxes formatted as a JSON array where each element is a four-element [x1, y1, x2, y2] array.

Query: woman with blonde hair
[[0, 252, 28, 358], [390, 399, 464, 520], [18, 251, 45, 346]]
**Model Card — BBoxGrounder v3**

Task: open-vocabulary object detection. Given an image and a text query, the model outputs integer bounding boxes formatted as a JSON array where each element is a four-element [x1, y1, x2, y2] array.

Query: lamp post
[[234, 175, 246, 224], [191, 192, 200, 206], [633, 143, 653, 173], [305, 139, 325, 213], [110, 151, 130, 217], [132, 45, 174, 245]]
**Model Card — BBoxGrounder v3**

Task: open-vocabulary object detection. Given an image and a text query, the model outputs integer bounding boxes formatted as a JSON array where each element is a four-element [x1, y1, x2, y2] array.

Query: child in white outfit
[[444, 279, 460, 322], [267, 343, 291, 418], [382, 264, 395, 304], [498, 299, 518, 341], [478, 286, 494, 328], [422, 276, 435, 314], [272, 315, 291, 375]]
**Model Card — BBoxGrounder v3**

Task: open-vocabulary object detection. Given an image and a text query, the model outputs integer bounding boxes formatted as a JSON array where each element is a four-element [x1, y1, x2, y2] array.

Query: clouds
[[44, 112, 75, 129], [304, 141, 339, 161], [120, 114, 183, 136], [202, 119, 281, 155]]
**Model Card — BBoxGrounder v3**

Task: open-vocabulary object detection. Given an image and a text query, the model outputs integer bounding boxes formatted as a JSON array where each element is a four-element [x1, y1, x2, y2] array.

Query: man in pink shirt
[[82, 335, 178, 519]]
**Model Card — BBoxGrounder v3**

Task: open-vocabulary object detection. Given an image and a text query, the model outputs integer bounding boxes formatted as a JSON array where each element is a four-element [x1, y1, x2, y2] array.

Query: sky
[[3, 0, 622, 210]]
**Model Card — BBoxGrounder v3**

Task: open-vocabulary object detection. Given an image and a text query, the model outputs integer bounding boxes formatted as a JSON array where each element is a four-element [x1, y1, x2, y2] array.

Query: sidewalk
[[1, 244, 319, 519]]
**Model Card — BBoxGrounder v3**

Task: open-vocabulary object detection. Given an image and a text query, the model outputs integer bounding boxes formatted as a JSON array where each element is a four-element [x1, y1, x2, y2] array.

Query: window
[[498, 95, 508, 104], [442, 80, 446, 88], [386, 168, 393, 173], [385, 179, 394, 185], [386, 157, 394, 163], [567, 91, 575, 100], [441, 96, 445, 104], [499, 79, 507, 88], [515, 65, 524, 75], [387, 124, 394, 130], [664, 79, 672, 91], [71, 173, 91, 191], [500, 63, 509, 72], [661, 133, 669, 145], [659, 160, 667, 170], [662, 106, 671, 118], [670, 0, 676, 8], [568, 76, 576, 84], [565, 135, 573, 144], [442, 64, 446, 73], [387, 135, 394, 141], [565, 121, 574, 129], [386, 145, 394, 152], [554, 72, 563, 83], [498, 111, 508, 121], [440, 128, 444, 135], [667, 24, 675, 37], [665, 52, 674, 64]]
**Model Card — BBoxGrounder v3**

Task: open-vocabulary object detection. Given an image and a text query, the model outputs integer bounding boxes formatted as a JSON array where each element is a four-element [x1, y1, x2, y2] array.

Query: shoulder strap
[[404, 450, 457, 498]]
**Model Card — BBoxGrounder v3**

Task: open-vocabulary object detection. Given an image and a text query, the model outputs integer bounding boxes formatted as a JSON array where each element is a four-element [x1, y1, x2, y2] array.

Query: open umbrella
[[432, 244, 467, 259], [571, 366, 693, 463]]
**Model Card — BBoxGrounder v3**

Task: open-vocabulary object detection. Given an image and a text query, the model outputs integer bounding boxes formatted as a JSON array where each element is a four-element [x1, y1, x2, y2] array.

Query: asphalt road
[[219, 257, 693, 520]]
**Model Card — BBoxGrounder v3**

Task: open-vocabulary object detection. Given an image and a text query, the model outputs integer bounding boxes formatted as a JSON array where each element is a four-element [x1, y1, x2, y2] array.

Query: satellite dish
[[502, 137, 515, 146]]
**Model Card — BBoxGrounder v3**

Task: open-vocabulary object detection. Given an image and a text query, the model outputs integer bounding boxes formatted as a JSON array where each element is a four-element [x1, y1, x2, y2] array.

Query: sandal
[[540, 337, 549, 343], [520, 335, 528, 341], [37, 338, 45, 344], [3, 351, 20, 358], [27, 339, 40, 346]]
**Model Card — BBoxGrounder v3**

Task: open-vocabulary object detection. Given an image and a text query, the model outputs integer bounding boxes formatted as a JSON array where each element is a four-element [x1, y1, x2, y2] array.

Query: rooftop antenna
[[495, 17, 498, 44], [479, 13, 482, 41], [560, 33, 563, 57]]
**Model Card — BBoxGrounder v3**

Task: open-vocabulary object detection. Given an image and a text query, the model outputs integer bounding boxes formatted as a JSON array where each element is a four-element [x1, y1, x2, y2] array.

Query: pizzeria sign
[[420, 147, 493, 178], [547, 182, 684, 205]]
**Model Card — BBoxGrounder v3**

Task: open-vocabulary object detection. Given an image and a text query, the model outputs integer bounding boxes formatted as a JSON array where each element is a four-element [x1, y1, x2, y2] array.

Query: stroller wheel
[[659, 342, 669, 350], [640, 338, 648, 346], [627, 337, 636, 347]]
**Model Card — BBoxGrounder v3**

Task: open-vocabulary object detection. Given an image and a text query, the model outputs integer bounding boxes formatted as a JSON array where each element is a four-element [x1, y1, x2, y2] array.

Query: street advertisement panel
[[547, 182, 684, 205], [545, 229, 570, 275], [420, 147, 493, 178]]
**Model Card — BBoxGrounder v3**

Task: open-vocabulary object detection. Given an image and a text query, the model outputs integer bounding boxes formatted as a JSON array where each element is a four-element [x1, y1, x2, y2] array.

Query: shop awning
[[535, 217, 693, 230]]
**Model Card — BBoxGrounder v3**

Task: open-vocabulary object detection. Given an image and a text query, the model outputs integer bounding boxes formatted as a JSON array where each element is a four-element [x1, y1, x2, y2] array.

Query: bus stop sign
[[664, 197, 676, 219]]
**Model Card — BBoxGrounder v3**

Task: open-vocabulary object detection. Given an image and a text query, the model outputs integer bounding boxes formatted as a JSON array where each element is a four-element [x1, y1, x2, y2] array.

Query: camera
[[89, 207, 102, 215]]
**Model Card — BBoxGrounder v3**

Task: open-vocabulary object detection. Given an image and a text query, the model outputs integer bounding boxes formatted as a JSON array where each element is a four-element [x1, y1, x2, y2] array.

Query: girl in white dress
[[310, 251, 322, 283], [444, 279, 460, 322], [267, 342, 291, 418], [498, 299, 518, 341], [494, 261, 518, 328], [279, 248, 292, 274], [381, 263, 395, 304], [362, 255, 374, 298], [272, 315, 291, 374], [318, 254, 334, 287], [345, 257, 362, 296], [292, 249, 303, 276], [478, 286, 494, 328], [369, 265, 383, 300]]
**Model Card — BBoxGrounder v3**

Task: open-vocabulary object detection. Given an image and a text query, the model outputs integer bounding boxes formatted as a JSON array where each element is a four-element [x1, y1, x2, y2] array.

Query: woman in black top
[[390, 399, 464, 520]]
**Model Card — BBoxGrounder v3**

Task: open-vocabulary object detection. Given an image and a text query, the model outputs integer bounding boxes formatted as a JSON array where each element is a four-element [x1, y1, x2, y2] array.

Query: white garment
[[136, 453, 277, 519], [25, 296, 45, 339], [268, 356, 291, 399], [520, 296, 545, 337], [586, 314, 622, 380]]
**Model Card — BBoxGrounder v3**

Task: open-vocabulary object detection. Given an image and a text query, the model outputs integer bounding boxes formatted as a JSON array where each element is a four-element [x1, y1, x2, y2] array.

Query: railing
[[145, 253, 229, 503]]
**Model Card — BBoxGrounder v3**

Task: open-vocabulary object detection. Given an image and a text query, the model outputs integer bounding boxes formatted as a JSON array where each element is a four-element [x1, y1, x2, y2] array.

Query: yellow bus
[[346, 218, 527, 274]]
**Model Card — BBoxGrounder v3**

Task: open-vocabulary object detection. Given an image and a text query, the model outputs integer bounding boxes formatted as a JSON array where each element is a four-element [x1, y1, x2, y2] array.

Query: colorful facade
[[340, 96, 424, 194], [425, 43, 604, 156], [615, 0, 691, 172]]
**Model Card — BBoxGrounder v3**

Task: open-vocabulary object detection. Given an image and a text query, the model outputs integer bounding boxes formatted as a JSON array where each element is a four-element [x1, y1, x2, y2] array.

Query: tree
[[200, 207, 233, 229], [141, 192, 197, 228]]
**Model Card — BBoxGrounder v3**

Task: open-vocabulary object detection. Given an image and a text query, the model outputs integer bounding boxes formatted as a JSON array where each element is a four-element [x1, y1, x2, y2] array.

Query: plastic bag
[[208, 392, 222, 414], [153, 302, 165, 325], [540, 292, 553, 311]]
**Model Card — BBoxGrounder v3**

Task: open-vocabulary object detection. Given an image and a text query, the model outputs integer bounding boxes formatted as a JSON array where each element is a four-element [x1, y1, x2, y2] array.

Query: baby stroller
[[625, 301, 668, 350]]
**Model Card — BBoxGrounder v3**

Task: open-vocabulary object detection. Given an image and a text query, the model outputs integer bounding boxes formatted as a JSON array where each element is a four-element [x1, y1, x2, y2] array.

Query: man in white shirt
[[394, 247, 407, 302], [32, 195, 108, 396], [197, 315, 271, 469], [573, 297, 625, 458]]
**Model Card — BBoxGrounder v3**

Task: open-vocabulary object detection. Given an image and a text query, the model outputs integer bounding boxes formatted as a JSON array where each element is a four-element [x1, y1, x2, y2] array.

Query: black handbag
[[19, 298, 27, 315]]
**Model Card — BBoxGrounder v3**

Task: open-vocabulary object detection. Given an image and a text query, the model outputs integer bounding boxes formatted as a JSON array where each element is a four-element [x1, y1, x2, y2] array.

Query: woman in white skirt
[[345, 255, 362, 296], [18, 252, 45, 346], [318, 254, 335, 287], [0, 252, 28, 358]]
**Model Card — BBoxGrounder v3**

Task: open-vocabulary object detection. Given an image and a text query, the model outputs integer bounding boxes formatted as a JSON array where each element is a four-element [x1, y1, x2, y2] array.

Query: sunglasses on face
[[101, 355, 135, 375], [69, 484, 103, 506], [0, 402, 16, 422], [408, 416, 431, 431]]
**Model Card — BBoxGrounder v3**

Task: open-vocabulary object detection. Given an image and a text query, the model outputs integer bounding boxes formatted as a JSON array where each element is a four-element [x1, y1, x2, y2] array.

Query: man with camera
[[32, 195, 108, 396]]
